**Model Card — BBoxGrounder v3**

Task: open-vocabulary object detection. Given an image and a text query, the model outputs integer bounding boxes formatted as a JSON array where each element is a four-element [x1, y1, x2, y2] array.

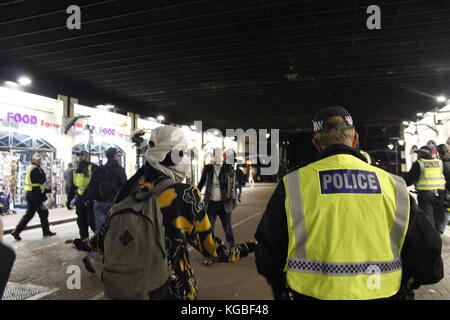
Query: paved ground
[[1, 182, 449, 300]]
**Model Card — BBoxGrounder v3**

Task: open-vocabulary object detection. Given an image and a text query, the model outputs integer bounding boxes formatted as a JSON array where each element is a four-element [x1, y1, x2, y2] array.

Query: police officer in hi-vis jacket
[[11, 154, 56, 241], [255, 106, 443, 300], [403, 145, 450, 234]]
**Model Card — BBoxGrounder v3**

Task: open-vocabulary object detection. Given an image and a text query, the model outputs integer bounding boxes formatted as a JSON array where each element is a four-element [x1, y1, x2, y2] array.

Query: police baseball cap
[[78, 151, 89, 157], [105, 147, 122, 159], [416, 145, 432, 155], [312, 106, 354, 133]]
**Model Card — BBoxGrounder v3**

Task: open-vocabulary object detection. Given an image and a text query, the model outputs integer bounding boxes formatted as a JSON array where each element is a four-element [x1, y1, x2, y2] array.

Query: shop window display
[[0, 131, 64, 209]]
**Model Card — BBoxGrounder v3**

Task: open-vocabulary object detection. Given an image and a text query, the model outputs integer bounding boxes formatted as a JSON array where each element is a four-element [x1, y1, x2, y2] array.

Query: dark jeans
[[75, 196, 96, 239], [14, 192, 50, 235], [207, 200, 234, 244], [417, 191, 446, 233], [236, 184, 242, 200]]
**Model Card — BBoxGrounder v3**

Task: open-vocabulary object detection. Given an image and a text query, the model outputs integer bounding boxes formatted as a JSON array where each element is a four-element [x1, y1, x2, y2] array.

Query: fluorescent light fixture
[[398, 140, 405, 146], [104, 104, 114, 110], [5, 81, 18, 88], [387, 144, 394, 150], [416, 113, 423, 117], [157, 115, 165, 122], [437, 96, 447, 102], [402, 121, 409, 126], [18, 76, 32, 86]]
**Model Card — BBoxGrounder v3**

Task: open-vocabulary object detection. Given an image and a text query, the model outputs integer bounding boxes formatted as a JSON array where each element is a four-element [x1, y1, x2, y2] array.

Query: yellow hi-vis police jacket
[[24, 164, 45, 192], [283, 154, 410, 300], [73, 164, 93, 196], [415, 158, 446, 191]]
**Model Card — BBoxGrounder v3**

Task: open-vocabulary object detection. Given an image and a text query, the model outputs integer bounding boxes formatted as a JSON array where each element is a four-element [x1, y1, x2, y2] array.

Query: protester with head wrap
[[73, 125, 255, 300]]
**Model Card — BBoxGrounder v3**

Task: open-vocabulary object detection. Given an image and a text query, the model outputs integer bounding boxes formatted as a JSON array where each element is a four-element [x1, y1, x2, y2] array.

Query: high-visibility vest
[[415, 158, 446, 191], [283, 154, 409, 300], [73, 164, 93, 195], [359, 150, 372, 165], [24, 164, 45, 192]]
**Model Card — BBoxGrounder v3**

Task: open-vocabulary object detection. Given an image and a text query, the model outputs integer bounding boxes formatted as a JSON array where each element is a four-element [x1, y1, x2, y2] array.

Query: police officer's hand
[[66, 202, 72, 210], [72, 238, 91, 252]]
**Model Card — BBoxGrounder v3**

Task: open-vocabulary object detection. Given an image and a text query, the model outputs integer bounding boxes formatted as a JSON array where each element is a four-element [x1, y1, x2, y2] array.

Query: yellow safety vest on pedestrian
[[73, 164, 93, 195], [24, 164, 45, 192], [415, 158, 446, 191], [283, 154, 410, 300]]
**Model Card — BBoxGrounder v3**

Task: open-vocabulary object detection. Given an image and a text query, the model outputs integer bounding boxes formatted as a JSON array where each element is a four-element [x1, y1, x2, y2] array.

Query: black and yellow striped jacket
[[87, 163, 253, 300]]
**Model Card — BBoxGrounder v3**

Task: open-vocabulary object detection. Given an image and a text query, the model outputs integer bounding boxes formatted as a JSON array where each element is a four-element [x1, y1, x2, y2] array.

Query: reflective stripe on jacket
[[283, 154, 410, 300]]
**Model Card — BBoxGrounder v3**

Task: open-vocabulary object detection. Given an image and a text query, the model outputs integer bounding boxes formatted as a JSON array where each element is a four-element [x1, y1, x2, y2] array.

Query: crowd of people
[[0, 106, 447, 300]]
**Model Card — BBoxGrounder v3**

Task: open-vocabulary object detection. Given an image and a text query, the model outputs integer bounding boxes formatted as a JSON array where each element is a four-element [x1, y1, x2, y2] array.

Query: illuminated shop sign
[[0, 111, 60, 129]]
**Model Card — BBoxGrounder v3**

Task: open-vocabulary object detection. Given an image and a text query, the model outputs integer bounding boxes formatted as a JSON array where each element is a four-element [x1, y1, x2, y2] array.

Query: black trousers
[[14, 192, 50, 235], [417, 191, 446, 233], [207, 200, 234, 244], [75, 196, 96, 239], [236, 184, 243, 200]]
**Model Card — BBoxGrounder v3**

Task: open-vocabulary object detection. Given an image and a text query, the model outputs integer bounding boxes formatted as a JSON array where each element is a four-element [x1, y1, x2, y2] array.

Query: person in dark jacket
[[437, 143, 450, 227], [198, 148, 237, 245], [11, 154, 56, 240], [235, 166, 246, 202], [403, 145, 450, 234], [71, 126, 255, 300], [81, 147, 128, 273], [255, 107, 443, 300]]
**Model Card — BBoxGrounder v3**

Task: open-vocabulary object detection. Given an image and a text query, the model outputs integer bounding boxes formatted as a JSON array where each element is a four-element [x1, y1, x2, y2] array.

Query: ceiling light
[[190, 125, 196, 130], [416, 113, 423, 117], [437, 96, 447, 102], [398, 140, 405, 146], [157, 115, 165, 122], [402, 121, 409, 126], [266, 133, 271, 139], [387, 144, 394, 150], [18, 76, 32, 86]]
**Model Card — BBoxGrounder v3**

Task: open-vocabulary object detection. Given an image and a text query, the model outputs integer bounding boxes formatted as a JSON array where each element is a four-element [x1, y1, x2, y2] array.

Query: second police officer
[[67, 151, 98, 240], [404, 145, 450, 234]]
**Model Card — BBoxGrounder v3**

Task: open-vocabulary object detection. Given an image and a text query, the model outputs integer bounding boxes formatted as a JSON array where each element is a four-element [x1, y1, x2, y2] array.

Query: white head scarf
[[144, 126, 189, 182]]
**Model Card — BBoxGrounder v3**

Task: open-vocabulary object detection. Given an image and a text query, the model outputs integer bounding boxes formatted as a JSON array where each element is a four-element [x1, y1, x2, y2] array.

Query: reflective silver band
[[389, 174, 410, 259], [285, 171, 307, 260]]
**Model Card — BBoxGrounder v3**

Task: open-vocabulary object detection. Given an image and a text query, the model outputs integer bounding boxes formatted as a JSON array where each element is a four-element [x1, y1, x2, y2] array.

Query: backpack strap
[[150, 178, 178, 195]]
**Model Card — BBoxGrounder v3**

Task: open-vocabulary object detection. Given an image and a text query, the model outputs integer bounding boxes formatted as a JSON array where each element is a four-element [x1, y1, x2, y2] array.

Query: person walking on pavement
[[403, 145, 450, 234], [11, 154, 56, 240], [198, 148, 237, 245], [235, 166, 245, 202], [63, 163, 73, 196], [67, 151, 98, 240], [81, 148, 127, 273], [255, 106, 443, 300], [71, 126, 255, 300]]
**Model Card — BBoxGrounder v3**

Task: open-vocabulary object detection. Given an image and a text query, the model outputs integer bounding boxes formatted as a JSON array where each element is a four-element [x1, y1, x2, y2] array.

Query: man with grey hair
[[255, 106, 443, 300], [11, 154, 56, 240]]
